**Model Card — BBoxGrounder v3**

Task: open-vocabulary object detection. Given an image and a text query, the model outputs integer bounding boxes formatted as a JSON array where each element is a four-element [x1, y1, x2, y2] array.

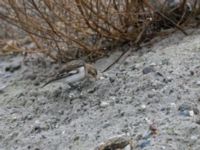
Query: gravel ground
[[0, 28, 200, 150]]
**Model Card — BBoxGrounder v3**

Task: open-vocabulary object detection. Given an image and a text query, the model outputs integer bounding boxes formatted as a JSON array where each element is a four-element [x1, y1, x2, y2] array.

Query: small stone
[[62, 130, 66, 134], [150, 63, 156, 66], [73, 136, 80, 141], [179, 110, 191, 117], [25, 73, 36, 80], [109, 77, 115, 83], [178, 103, 199, 117], [161, 146, 166, 150], [142, 67, 155, 74], [27, 145, 31, 149], [190, 71, 194, 76], [141, 104, 146, 109], [99, 76, 105, 80], [178, 103, 192, 112], [145, 118, 151, 124], [5, 63, 21, 73], [110, 96, 116, 101], [193, 108, 199, 115], [156, 72, 163, 77], [34, 81, 40, 86], [123, 60, 129, 66], [33, 126, 42, 133], [124, 144, 131, 150], [148, 93, 155, 98], [131, 65, 136, 70], [189, 110, 194, 117], [25, 114, 33, 120], [163, 77, 172, 83], [162, 59, 170, 65], [102, 123, 111, 129], [120, 112, 125, 117], [135, 63, 142, 69], [0, 85, 6, 93], [191, 135, 198, 141], [160, 107, 170, 115], [196, 119, 200, 125], [170, 103, 176, 108], [35, 120, 40, 124], [94, 135, 132, 150], [196, 81, 200, 86], [100, 101, 109, 108], [58, 110, 64, 115], [3, 73, 12, 79], [87, 87, 97, 93], [0, 134, 4, 141], [138, 104, 146, 112]]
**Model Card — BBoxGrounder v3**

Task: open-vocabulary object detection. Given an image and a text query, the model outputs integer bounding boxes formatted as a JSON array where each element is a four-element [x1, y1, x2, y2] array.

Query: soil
[[1, 28, 200, 150]]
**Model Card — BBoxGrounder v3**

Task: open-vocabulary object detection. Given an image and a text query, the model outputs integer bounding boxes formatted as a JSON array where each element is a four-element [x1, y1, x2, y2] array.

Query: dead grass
[[0, 0, 199, 62]]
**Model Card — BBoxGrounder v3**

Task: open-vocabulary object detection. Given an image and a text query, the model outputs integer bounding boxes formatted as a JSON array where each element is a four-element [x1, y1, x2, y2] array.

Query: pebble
[[31, 122, 49, 134], [193, 108, 200, 115], [138, 104, 146, 112], [189, 110, 194, 117], [156, 71, 163, 77], [25, 73, 36, 80], [179, 110, 192, 117], [142, 66, 155, 74], [25, 114, 33, 120], [195, 119, 200, 125], [170, 103, 176, 108], [0, 85, 7, 93], [190, 70, 194, 76], [34, 81, 40, 86], [58, 110, 64, 115], [196, 81, 200, 86], [5, 63, 21, 73], [100, 101, 109, 108], [124, 144, 131, 150], [178, 103, 199, 116], [33, 126, 42, 133], [190, 135, 198, 141], [178, 103, 192, 111], [102, 123, 111, 129], [0, 70, 4, 77], [141, 104, 146, 109], [73, 136, 80, 141], [161, 146, 166, 150], [161, 107, 171, 115], [135, 63, 142, 69], [99, 76, 105, 80], [162, 59, 170, 65], [109, 77, 115, 83], [148, 92, 156, 98], [3, 73, 12, 79], [130, 65, 136, 70], [150, 63, 156, 66], [94, 135, 133, 150], [163, 76, 172, 83]]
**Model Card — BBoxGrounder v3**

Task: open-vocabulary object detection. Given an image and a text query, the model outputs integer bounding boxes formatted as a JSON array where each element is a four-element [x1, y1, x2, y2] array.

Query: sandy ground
[[0, 28, 200, 150]]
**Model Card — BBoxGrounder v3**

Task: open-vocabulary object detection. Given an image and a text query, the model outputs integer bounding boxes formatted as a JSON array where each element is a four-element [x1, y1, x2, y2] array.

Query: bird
[[42, 60, 97, 87]]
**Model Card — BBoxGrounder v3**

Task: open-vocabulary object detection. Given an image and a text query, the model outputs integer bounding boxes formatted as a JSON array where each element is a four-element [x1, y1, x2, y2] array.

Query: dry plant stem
[[1, 0, 199, 62], [75, 0, 122, 41], [143, 0, 188, 35]]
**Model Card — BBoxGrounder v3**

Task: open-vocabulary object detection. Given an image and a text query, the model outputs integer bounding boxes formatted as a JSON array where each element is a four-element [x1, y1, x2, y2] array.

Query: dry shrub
[[0, 0, 199, 62]]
